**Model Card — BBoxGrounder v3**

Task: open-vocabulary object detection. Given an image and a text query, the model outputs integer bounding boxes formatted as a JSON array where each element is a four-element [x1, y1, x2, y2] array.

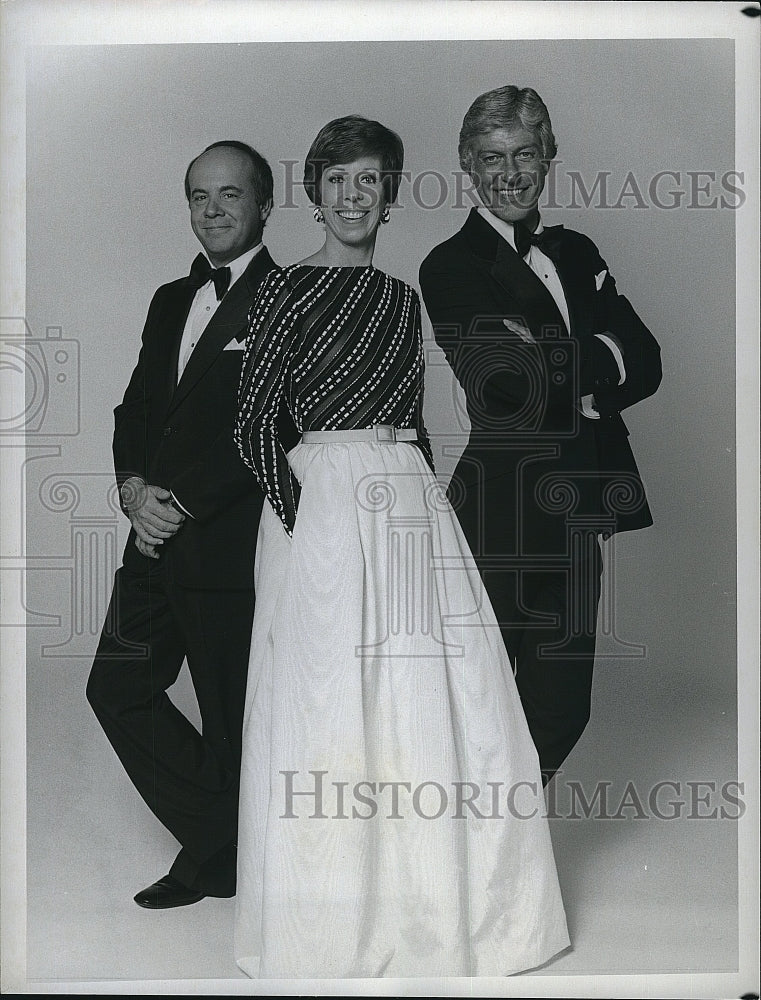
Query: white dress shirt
[[171, 242, 264, 517], [177, 242, 263, 381], [476, 204, 626, 419]]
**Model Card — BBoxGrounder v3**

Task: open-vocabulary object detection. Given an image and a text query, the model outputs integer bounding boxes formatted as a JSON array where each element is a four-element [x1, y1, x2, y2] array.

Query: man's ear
[[259, 199, 273, 224]]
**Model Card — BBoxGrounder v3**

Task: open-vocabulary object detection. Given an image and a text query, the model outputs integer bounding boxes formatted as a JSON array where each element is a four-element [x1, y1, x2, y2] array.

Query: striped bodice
[[236, 264, 433, 535]]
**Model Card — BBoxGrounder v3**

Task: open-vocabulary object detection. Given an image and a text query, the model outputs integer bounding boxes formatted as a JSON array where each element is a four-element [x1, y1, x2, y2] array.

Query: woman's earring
[[313, 207, 324, 224], [380, 206, 391, 224]]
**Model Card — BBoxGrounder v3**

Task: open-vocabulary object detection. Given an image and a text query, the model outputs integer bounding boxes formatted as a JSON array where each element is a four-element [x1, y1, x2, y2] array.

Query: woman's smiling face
[[319, 155, 385, 250]]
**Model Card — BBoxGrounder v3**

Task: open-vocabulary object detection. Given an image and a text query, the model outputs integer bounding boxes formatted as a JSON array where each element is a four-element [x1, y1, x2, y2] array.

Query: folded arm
[[419, 262, 578, 426], [583, 250, 662, 416]]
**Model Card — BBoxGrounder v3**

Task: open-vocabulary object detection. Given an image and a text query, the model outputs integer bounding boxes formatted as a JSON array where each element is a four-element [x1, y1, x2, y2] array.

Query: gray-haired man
[[420, 86, 661, 782]]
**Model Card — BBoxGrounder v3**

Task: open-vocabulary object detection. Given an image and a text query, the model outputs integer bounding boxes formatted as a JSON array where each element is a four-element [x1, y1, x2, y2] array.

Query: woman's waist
[[287, 425, 430, 482], [301, 424, 417, 445]]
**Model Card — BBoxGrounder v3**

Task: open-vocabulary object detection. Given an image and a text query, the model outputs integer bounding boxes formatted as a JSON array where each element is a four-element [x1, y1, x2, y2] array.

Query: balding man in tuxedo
[[87, 141, 292, 908]]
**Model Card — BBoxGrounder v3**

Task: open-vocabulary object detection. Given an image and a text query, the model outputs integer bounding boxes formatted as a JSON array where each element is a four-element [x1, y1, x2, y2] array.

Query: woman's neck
[[306, 232, 377, 268]]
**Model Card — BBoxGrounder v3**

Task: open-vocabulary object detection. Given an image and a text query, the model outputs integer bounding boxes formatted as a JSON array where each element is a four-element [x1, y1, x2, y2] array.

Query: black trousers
[[86, 561, 255, 895], [478, 536, 603, 782]]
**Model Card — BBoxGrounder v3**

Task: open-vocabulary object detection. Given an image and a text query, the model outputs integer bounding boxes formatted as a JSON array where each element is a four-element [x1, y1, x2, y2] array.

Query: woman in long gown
[[233, 115, 570, 979]]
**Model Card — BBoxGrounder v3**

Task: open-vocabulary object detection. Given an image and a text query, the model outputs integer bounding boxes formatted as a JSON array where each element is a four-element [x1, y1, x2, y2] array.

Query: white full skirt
[[234, 440, 569, 978]]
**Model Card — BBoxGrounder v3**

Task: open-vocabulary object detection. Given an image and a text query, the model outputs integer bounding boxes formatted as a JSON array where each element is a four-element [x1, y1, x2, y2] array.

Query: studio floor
[[22, 622, 745, 994]]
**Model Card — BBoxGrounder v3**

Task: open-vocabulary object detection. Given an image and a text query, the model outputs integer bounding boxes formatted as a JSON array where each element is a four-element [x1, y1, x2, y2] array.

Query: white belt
[[301, 425, 417, 444]]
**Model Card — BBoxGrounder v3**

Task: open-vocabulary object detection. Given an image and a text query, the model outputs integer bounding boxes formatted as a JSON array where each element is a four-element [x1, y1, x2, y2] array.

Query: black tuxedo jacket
[[419, 209, 662, 558], [113, 247, 283, 588]]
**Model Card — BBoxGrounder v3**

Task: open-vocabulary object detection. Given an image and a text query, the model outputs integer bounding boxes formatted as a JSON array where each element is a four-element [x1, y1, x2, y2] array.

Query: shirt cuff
[[594, 333, 626, 385], [170, 491, 194, 518], [579, 393, 601, 420]]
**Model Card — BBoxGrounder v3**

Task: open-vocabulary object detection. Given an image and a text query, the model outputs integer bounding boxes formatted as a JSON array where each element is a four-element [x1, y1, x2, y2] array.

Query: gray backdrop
[[19, 37, 744, 987]]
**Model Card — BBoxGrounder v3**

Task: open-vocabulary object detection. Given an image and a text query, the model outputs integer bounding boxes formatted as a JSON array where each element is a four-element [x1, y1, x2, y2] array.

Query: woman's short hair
[[458, 86, 558, 172], [303, 115, 404, 206], [184, 140, 274, 209]]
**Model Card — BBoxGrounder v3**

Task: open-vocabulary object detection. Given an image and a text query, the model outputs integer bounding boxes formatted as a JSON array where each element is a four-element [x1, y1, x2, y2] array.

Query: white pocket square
[[595, 269, 608, 291], [223, 338, 246, 352]]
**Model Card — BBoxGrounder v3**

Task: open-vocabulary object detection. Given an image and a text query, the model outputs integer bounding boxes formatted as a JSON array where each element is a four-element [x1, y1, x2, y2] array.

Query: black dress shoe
[[133, 874, 205, 909]]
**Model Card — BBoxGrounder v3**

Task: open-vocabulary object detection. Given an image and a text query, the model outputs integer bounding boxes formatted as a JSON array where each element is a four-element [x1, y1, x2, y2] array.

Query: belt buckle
[[373, 424, 396, 443]]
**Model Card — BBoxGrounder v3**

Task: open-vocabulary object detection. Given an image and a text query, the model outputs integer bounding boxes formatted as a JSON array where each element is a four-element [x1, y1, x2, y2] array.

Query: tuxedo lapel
[[491, 239, 569, 336], [552, 236, 597, 345], [168, 247, 275, 414], [463, 210, 569, 337], [154, 281, 196, 405]]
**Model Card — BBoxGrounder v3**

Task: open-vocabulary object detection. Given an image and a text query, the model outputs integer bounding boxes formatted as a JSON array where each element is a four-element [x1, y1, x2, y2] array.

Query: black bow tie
[[513, 222, 564, 264], [187, 253, 232, 300]]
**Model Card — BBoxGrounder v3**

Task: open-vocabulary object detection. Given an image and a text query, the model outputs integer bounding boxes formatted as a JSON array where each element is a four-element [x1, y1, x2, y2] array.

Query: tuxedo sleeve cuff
[[594, 333, 626, 385], [170, 490, 194, 519], [579, 394, 601, 420]]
